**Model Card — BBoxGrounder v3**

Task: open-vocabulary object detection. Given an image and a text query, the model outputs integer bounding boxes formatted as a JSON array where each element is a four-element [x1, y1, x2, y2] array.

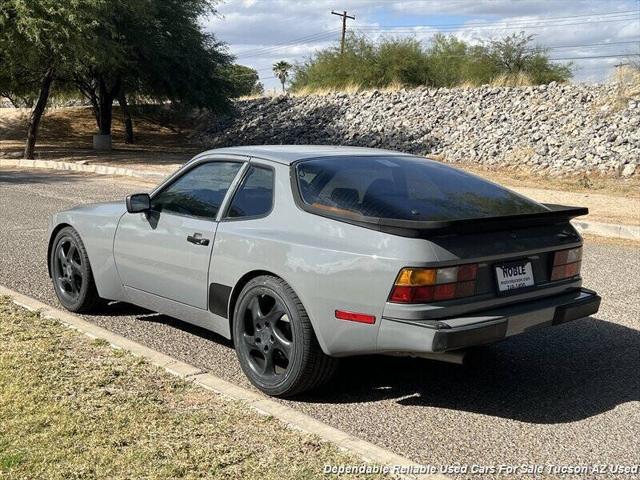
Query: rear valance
[[304, 203, 588, 238]]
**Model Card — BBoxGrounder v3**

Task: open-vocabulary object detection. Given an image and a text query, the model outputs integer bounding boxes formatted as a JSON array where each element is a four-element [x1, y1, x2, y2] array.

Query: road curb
[[0, 285, 448, 480], [0, 158, 169, 180], [3, 158, 638, 241], [571, 219, 640, 240]]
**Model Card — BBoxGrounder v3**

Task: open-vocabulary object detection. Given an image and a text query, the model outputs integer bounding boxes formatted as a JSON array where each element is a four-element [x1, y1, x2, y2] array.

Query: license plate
[[495, 261, 534, 292]]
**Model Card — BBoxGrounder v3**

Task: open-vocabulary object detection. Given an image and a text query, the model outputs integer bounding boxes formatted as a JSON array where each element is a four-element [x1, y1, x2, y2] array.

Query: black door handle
[[187, 233, 210, 246]]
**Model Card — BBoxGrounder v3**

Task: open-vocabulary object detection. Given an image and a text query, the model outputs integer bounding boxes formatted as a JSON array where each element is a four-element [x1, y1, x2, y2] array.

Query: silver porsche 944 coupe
[[48, 146, 600, 397]]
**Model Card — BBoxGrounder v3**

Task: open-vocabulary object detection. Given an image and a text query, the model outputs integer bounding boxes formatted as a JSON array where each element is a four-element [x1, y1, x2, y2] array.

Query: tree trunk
[[117, 89, 134, 144], [75, 77, 101, 128], [98, 79, 113, 135], [89, 93, 101, 129], [23, 67, 54, 159]]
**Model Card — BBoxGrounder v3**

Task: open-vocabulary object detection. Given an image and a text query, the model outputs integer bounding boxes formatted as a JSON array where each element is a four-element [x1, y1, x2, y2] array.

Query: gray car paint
[[48, 146, 593, 357]]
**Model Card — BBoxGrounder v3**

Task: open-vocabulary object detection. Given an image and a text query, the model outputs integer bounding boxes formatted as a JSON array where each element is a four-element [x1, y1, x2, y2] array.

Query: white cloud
[[206, 0, 640, 90]]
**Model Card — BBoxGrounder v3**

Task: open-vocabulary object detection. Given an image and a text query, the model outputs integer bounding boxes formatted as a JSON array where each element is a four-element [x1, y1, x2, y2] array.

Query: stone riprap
[[197, 82, 639, 177]]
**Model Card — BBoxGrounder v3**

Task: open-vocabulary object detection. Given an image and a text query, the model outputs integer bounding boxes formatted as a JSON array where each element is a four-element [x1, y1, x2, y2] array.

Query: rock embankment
[[197, 82, 639, 177]]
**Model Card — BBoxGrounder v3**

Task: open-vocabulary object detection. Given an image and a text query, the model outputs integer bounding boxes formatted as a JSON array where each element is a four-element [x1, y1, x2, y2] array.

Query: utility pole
[[331, 10, 355, 54]]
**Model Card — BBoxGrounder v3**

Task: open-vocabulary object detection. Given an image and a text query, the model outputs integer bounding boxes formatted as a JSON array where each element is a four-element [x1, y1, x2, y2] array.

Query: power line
[[235, 31, 338, 57], [358, 10, 639, 30], [356, 36, 639, 51], [549, 53, 640, 60], [539, 40, 640, 50], [359, 16, 639, 33]]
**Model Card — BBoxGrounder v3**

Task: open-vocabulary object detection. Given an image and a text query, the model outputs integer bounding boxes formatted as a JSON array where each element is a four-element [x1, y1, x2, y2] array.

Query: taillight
[[389, 264, 478, 303], [551, 247, 582, 281]]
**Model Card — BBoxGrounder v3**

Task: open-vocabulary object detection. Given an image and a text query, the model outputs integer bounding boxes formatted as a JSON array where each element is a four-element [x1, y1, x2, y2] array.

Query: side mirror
[[126, 193, 151, 213]]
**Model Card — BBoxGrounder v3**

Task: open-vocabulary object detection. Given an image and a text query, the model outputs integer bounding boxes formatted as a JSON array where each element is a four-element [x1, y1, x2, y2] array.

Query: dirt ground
[[0, 106, 200, 164], [2, 106, 638, 225]]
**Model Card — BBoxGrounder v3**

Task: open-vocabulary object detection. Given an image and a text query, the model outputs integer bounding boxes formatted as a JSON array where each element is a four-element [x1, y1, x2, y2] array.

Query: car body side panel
[[124, 285, 228, 334], [211, 162, 437, 356], [113, 211, 217, 309], [50, 201, 127, 302]]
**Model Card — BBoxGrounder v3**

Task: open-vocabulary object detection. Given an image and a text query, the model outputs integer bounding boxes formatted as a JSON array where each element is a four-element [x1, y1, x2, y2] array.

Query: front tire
[[233, 275, 338, 397], [50, 226, 101, 313]]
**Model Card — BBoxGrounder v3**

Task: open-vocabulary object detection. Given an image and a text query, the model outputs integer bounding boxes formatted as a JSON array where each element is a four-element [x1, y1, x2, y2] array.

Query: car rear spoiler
[[310, 204, 589, 238]]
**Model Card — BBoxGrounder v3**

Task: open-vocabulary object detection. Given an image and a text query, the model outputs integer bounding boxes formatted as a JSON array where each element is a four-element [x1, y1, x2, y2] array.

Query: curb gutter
[[571, 219, 640, 241], [1, 158, 169, 180], [2, 158, 638, 241], [0, 285, 448, 480]]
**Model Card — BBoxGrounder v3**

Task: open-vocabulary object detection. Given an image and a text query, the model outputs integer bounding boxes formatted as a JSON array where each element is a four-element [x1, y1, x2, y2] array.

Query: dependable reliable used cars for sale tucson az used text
[[47, 146, 601, 397]]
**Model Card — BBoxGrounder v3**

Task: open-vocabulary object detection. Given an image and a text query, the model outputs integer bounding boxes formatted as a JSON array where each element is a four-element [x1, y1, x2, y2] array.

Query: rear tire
[[233, 275, 338, 397], [50, 226, 101, 313]]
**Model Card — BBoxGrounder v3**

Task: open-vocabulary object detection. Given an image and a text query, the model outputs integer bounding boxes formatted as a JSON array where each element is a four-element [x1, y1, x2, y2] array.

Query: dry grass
[[611, 65, 640, 109], [0, 297, 379, 480], [455, 80, 480, 89], [457, 163, 640, 198], [488, 72, 535, 87], [291, 82, 363, 97], [291, 81, 412, 97]]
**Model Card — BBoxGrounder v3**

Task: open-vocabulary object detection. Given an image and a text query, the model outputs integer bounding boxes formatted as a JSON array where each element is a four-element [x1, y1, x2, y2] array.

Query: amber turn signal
[[389, 264, 478, 303]]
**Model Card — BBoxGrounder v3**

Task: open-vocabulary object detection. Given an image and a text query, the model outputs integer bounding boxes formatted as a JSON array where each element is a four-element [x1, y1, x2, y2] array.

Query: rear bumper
[[377, 288, 600, 354]]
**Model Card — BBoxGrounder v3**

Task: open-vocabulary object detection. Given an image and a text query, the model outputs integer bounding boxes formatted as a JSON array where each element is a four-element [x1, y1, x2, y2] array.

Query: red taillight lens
[[388, 285, 415, 303], [457, 264, 478, 282], [389, 264, 478, 304], [433, 283, 456, 301], [551, 247, 582, 281]]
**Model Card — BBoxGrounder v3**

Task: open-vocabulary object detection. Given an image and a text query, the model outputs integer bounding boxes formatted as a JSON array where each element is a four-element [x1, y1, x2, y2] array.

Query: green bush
[[291, 32, 572, 92]]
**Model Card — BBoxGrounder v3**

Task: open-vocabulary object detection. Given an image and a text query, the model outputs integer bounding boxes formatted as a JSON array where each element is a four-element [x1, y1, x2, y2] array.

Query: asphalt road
[[1, 167, 639, 479]]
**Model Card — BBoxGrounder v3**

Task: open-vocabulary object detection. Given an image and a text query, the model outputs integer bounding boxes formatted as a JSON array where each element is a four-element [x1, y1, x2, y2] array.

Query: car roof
[[194, 145, 414, 165]]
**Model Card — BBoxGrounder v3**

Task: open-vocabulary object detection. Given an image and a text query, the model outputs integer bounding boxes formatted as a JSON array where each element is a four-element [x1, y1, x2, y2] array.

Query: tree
[[273, 61, 292, 92], [72, 0, 234, 143], [0, 0, 98, 158], [487, 32, 572, 84], [226, 64, 262, 97]]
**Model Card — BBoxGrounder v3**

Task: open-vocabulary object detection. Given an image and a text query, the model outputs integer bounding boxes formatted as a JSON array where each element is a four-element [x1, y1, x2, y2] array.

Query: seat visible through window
[[227, 166, 274, 218]]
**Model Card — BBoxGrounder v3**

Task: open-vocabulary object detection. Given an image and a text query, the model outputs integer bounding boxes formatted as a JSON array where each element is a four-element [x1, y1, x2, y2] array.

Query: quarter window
[[152, 161, 243, 219], [226, 166, 274, 218]]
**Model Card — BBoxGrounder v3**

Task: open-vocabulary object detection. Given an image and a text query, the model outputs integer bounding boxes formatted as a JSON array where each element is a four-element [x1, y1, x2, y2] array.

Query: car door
[[114, 159, 245, 310]]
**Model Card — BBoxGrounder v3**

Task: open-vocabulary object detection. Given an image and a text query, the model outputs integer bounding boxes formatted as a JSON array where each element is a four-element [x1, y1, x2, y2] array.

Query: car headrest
[[330, 188, 360, 208], [363, 179, 397, 203]]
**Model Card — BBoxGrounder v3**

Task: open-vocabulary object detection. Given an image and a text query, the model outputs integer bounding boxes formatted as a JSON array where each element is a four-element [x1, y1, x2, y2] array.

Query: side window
[[152, 162, 243, 219], [226, 166, 274, 219]]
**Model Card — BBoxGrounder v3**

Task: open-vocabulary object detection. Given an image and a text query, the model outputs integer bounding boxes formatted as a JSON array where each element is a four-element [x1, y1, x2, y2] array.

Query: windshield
[[295, 156, 547, 221]]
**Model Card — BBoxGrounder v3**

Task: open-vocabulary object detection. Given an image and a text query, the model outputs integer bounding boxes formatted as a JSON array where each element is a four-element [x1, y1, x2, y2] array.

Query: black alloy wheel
[[238, 292, 293, 380], [50, 227, 100, 312], [233, 276, 338, 397]]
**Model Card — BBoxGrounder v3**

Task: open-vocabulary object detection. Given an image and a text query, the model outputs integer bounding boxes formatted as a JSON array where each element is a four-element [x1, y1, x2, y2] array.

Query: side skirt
[[123, 286, 231, 339]]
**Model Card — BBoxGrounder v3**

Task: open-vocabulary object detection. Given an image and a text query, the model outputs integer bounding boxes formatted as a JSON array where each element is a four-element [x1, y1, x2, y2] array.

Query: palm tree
[[272, 61, 292, 93]]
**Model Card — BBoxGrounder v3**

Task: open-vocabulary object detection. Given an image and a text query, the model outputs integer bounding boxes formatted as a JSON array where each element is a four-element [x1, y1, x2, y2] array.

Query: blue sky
[[205, 0, 640, 91]]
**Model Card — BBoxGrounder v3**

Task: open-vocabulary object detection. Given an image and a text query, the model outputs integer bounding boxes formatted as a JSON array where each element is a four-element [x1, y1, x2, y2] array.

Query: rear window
[[295, 156, 547, 221]]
